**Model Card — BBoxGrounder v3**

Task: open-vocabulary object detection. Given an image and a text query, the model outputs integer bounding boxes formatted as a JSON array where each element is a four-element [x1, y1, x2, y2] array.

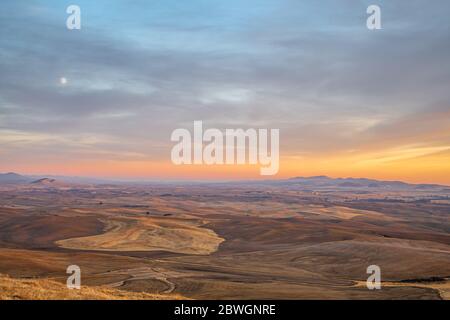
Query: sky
[[0, 0, 449, 183]]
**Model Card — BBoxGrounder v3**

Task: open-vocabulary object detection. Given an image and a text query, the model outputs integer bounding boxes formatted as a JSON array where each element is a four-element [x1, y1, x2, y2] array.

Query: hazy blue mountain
[[0, 172, 32, 184]]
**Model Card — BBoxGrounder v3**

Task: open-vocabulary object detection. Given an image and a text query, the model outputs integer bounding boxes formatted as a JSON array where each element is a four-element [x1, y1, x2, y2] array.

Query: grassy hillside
[[0, 274, 185, 300]]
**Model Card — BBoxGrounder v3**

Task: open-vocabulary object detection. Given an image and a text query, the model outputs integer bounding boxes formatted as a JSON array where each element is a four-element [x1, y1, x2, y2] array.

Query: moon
[[59, 77, 68, 85]]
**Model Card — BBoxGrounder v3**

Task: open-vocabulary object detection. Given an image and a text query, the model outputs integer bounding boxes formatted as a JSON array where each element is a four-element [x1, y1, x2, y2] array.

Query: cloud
[[0, 0, 449, 177]]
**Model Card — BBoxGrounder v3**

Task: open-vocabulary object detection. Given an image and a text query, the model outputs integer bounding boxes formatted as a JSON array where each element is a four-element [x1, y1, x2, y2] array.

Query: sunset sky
[[0, 1, 449, 183]]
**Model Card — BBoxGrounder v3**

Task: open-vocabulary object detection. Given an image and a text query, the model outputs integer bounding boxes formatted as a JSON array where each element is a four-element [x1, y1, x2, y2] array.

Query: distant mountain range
[[0, 172, 32, 184], [254, 175, 449, 191], [0, 173, 108, 185], [0, 173, 79, 186], [0, 172, 448, 191], [225, 175, 449, 191]]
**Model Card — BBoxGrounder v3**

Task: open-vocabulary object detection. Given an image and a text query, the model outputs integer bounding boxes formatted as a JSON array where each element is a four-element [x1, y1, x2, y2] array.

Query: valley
[[0, 176, 449, 299]]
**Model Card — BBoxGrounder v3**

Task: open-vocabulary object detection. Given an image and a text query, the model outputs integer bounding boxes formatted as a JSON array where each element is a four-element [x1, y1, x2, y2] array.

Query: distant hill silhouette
[[231, 175, 448, 191], [30, 178, 69, 187], [282, 176, 444, 190], [0, 172, 31, 184]]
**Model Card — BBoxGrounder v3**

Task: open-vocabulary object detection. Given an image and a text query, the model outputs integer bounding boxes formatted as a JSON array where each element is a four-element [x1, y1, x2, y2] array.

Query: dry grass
[[0, 274, 185, 300], [1, 184, 449, 299], [56, 217, 224, 255]]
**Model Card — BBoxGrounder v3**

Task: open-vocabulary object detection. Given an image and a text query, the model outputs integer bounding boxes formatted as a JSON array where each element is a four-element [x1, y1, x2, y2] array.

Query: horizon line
[[2, 171, 449, 187]]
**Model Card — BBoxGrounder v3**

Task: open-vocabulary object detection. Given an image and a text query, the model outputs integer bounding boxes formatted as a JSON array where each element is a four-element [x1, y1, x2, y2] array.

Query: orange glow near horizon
[[3, 149, 450, 185]]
